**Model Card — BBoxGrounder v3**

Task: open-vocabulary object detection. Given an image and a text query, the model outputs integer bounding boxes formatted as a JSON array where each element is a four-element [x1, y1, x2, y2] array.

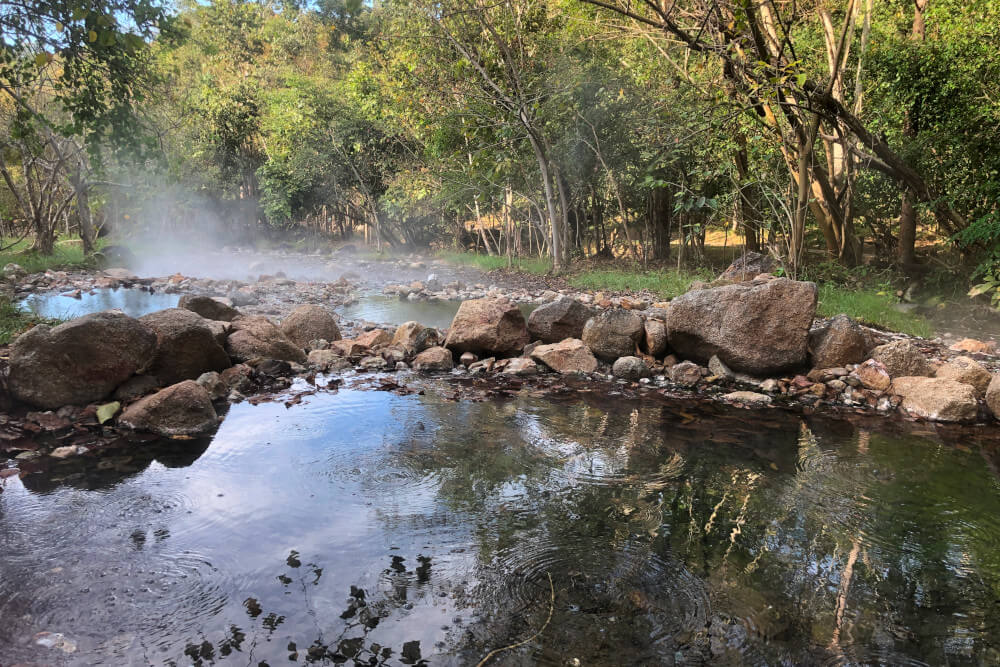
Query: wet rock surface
[[444, 297, 529, 355], [582, 308, 643, 361], [119, 380, 219, 436], [527, 296, 592, 343], [139, 308, 232, 384], [279, 304, 342, 348], [226, 316, 307, 364]]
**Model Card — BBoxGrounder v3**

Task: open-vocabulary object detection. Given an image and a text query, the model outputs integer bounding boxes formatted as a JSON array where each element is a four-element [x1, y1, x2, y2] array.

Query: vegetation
[[1, 0, 998, 334]]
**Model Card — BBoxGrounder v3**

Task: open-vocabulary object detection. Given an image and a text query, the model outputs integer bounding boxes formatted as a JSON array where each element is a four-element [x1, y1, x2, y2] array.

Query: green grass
[[0, 237, 100, 274], [567, 268, 713, 299], [438, 251, 552, 274], [817, 284, 931, 337], [0, 296, 58, 344]]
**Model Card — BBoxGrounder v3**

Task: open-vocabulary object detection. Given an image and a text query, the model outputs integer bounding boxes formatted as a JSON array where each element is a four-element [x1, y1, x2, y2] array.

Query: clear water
[[342, 295, 535, 329], [20, 288, 179, 320], [3, 379, 1000, 665]]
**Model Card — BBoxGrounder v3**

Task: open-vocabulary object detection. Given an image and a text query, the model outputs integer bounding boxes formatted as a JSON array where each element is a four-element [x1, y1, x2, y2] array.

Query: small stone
[[870, 339, 932, 378], [722, 391, 772, 406], [413, 346, 454, 371], [949, 338, 996, 354], [669, 361, 703, 387], [503, 357, 538, 376], [50, 445, 78, 459], [612, 356, 651, 381], [760, 378, 780, 393], [460, 351, 478, 367], [853, 359, 891, 391]]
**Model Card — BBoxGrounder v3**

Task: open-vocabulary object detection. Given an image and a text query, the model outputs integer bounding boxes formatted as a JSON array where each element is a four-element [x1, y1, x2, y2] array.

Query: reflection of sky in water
[[20, 288, 179, 319], [342, 294, 535, 328], [1, 384, 1000, 664]]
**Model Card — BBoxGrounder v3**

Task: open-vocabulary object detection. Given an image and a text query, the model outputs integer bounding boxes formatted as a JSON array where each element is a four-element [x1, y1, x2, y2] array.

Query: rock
[[119, 380, 219, 436], [669, 361, 703, 387], [527, 297, 593, 343], [113, 375, 161, 402], [356, 328, 391, 349], [196, 371, 228, 400], [985, 374, 1000, 419], [102, 267, 137, 281], [503, 357, 538, 376], [178, 295, 241, 322], [392, 321, 441, 354], [717, 251, 776, 282], [280, 305, 342, 348], [581, 309, 644, 361], [413, 346, 454, 371], [723, 391, 772, 406], [50, 445, 79, 459], [809, 315, 869, 368], [760, 378, 780, 393], [935, 356, 991, 395], [330, 339, 368, 358], [307, 349, 351, 372], [643, 319, 668, 357], [204, 320, 232, 346], [891, 376, 978, 422], [530, 338, 598, 374], [853, 359, 892, 391], [870, 339, 932, 378], [9, 311, 157, 409], [708, 355, 733, 379], [949, 338, 996, 354], [612, 356, 651, 381], [226, 316, 306, 364], [139, 308, 232, 385], [459, 351, 478, 367], [229, 290, 260, 307], [360, 355, 389, 371], [444, 298, 529, 355], [665, 278, 816, 375], [3, 262, 26, 280]]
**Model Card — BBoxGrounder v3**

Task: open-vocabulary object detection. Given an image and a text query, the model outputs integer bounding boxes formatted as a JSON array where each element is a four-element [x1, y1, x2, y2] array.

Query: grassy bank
[[817, 284, 931, 337], [437, 251, 552, 274], [567, 268, 712, 300]]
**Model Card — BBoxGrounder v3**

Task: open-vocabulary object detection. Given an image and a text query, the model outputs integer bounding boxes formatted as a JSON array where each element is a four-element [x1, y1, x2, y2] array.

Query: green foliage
[[817, 285, 931, 338], [567, 268, 712, 299], [0, 237, 100, 273], [438, 251, 551, 274]]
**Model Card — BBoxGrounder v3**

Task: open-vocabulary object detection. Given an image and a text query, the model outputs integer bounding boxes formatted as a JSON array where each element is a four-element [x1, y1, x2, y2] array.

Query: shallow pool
[[342, 295, 535, 329], [20, 288, 179, 320], [2, 380, 1000, 664]]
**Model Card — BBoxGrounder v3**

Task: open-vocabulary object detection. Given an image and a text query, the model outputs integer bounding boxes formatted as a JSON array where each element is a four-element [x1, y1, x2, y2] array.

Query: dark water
[[20, 288, 179, 320], [3, 380, 1000, 665], [342, 295, 535, 329]]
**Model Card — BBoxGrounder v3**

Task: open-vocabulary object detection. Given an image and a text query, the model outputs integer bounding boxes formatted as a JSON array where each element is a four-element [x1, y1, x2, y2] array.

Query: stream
[[2, 377, 1000, 664]]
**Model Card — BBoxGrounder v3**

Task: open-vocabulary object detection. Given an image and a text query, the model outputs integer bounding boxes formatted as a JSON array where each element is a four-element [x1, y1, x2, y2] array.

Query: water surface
[[2, 381, 1000, 665], [342, 295, 535, 329], [20, 288, 179, 320]]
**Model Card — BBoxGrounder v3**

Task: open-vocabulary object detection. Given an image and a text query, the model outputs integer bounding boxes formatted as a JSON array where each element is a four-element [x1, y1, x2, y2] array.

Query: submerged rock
[[891, 376, 978, 422], [179, 295, 241, 322], [530, 338, 598, 374], [140, 308, 232, 385], [527, 297, 592, 343], [280, 305, 341, 348], [413, 346, 454, 371], [226, 316, 306, 364], [870, 339, 932, 378], [444, 297, 529, 356], [665, 278, 817, 375], [119, 380, 219, 436], [809, 314, 868, 369], [9, 311, 157, 409], [581, 309, 644, 361]]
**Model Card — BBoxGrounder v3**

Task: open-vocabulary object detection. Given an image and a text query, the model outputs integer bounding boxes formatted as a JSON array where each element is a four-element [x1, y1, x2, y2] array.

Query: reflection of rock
[[120, 380, 219, 436], [444, 298, 529, 355], [9, 311, 157, 409]]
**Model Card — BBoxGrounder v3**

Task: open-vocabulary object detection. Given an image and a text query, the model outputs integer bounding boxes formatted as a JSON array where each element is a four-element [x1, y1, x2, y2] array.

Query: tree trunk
[[69, 167, 95, 254]]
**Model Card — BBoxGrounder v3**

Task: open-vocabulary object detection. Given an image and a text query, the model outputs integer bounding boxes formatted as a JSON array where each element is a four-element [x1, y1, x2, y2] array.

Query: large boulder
[[809, 314, 868, 369], [664, 278, 817, 375], [9, 311, 157, 409], [870, 339, 932, 378], [391, 321, 440, 354], [413, 346, 454, 371], [226, 316, 306, 364], [891, 376, 978, 422], [280, 305, 341, 348], [935, 356, 991, 396], [119, 380, 219, 436], [444, 298, 529, 356], [527, 297, 593, 343], [530, 338, 598, 374], [178, 295, 242, 322], [718, 251, 776, 282], [985, 374, 1000, 419], [139, 308, 231, 385], [581, 309, 644, 361]]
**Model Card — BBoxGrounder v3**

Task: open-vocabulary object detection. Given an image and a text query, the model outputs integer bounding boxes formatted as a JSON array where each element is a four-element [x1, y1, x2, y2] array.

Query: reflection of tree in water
[[173, 549, 431, 666]]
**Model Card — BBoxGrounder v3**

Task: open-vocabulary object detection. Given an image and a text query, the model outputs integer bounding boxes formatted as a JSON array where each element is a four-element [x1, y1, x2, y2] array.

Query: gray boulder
[[891, 376, 978, 422], [226, 316, 307, 364], [669, 361, 703, 387], [871, 339, 932, 378], [280, 305, 342, 348], [664, 278, 817, 375], [718, 251, 776, 282], [527, 297, 593, 343], [391, 321, 440, 354], [612, 356, 651, 381], [413, 346, 454, 371], [178, 295, 241, 322], [581, 309, 644, 361], [139, 308, 231, 385], [809, 314, 868, 369], [529, 338, 598, 374], [444, 298, 529, 356], [119, 380, 219, 436], [9, 311, 157, 409], [935, 356, 991, 396]]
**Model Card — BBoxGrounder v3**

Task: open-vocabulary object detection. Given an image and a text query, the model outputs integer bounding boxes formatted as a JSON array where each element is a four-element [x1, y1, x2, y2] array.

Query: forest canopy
[[1, 0, 999, 281]]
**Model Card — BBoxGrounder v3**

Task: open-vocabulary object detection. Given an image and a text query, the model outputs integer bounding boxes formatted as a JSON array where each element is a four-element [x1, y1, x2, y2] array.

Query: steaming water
[[19, 289, 179, 320], [3, 379, 1000, 665], [343, 296, 536, 330]]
